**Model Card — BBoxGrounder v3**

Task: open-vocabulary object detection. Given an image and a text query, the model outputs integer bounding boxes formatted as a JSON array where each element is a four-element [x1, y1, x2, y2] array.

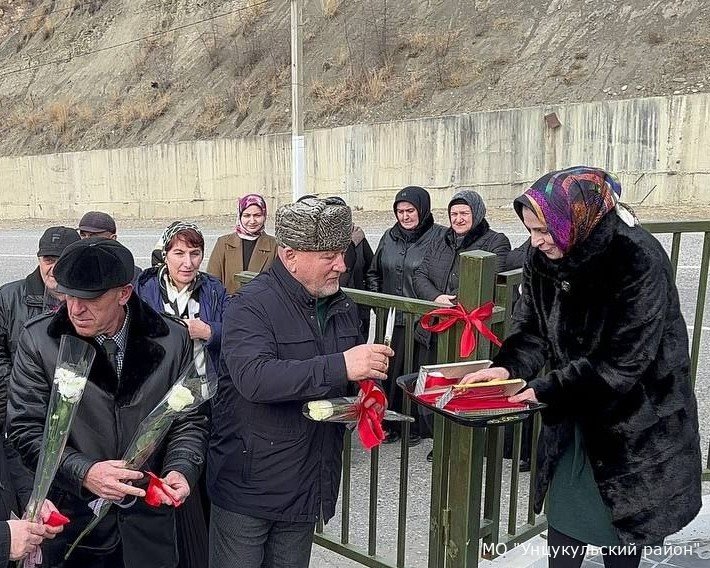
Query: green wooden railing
[[234, 218, 709, 567], [644, 221, 710, 390]]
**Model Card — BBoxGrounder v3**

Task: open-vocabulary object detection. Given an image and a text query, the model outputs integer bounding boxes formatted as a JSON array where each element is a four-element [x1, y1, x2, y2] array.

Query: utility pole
[[290, 0, 305, 201]]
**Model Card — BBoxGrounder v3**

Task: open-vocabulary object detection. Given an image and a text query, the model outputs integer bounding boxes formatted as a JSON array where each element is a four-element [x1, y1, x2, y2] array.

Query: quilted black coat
[[493, 213, 702, 545], [413, 219, 511, 300]]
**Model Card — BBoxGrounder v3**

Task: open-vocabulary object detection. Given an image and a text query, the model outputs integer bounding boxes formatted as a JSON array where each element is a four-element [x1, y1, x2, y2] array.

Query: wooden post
[[428, 250, 497, 568]]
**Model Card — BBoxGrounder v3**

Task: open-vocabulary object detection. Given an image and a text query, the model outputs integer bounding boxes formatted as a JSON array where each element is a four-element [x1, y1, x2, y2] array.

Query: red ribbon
[[416, 373, 526, 411], [45, 511, 70, 527], [145, 472, 181, 508], [420, 301, 502, 358], [356, 380, 387, 450]]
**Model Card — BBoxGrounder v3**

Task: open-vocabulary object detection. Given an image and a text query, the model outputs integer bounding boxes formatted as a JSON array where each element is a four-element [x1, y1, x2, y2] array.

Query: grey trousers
[[209, 505, 315, 568]]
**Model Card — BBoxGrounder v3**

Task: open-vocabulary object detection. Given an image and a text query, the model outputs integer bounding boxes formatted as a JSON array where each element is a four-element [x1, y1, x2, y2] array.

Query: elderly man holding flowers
[[6, 239, 209, 568]]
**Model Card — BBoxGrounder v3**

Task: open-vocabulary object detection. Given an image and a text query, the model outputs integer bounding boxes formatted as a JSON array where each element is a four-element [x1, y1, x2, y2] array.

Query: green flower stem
[[26, 399, 72, 522]]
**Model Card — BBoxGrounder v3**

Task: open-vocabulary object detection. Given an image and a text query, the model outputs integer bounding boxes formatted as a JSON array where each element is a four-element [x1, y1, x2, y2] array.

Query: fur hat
[[276, 197, 352, 251]]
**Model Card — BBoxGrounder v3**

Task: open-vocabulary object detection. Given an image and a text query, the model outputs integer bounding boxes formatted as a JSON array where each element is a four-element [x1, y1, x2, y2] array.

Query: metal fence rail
[[236, 218, 709, 567], [644, 221, 710, 390], [311, 292, 443, 568]]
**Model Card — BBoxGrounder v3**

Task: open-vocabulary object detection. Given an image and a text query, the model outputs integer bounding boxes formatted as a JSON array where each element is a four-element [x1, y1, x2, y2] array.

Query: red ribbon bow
[[420, 301, 502, 358], [145, 472, 181, 508], [356, 380, 387, 450]]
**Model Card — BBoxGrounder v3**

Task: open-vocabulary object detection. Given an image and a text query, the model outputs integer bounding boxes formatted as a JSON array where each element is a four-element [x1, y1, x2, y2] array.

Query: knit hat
[[276, 197, 352, 251]]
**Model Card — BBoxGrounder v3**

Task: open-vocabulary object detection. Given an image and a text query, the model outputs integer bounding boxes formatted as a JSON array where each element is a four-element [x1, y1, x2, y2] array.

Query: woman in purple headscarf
[[207, 194, 277, 294], [462, 166, 701, 567]]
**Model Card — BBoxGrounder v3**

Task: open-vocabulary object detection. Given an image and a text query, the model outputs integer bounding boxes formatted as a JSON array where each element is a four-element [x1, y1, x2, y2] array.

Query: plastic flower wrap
[[302, 380, 414, 449], [65, 361, 216, 560], [24, 335, 96, 568], [302, 308, 413, 449]]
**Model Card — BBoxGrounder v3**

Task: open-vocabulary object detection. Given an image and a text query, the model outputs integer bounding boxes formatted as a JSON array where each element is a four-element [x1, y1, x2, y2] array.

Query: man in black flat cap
[[6, 238, 209, 568], [0, 226, 79, 427], [208, 198, 394, 568]]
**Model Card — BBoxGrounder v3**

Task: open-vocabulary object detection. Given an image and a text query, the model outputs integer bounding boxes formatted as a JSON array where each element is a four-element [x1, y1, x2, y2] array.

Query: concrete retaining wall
[[1, 93, 709, 220]]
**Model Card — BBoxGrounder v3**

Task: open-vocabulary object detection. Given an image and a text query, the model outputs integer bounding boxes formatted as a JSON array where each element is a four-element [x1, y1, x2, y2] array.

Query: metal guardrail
[[644, 221, 710, 481], [312, 291, 442, 568], [643, 221, 710, 390]]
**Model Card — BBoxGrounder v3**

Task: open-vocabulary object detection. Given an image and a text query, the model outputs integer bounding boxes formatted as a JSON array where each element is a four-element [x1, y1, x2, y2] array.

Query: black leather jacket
[[7, 294, 209, 567], [366, 217, 446, 325], [0, 268, 46, 427]]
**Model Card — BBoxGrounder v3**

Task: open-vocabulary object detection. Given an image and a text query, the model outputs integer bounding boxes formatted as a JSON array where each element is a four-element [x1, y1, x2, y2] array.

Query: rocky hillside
[[0, 0, 709, 157]]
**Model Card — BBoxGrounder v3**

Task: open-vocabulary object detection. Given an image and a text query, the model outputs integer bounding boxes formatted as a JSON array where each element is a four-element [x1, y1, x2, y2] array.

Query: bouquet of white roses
[[23, 335, 96, 568], [65, 362, 216, 559]]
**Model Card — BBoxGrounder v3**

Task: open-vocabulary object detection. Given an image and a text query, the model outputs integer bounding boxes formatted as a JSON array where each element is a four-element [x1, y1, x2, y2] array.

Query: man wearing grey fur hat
[[208, 197, 394, 568]]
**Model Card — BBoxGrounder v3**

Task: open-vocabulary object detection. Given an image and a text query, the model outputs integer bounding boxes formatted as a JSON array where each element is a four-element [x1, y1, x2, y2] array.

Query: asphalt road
[[0, 219, 707, 568]]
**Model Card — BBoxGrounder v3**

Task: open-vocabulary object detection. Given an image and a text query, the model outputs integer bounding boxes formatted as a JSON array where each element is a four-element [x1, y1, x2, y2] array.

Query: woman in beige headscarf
[[207, 194, 277, 294]]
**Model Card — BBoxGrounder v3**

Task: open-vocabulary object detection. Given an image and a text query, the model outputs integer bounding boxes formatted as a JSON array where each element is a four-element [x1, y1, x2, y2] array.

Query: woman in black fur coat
[[462, 166, 702, 568]]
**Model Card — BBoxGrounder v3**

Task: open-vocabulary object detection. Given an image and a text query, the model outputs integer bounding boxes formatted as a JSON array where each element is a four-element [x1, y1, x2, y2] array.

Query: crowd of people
[[0, 167, 702, 568]]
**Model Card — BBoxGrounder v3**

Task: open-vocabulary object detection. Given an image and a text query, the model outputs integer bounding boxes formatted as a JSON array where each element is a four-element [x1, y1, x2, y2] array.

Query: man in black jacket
[[208, 198, 393, 568], [0, 227, 79, 427], [7, 239, 209, 568]]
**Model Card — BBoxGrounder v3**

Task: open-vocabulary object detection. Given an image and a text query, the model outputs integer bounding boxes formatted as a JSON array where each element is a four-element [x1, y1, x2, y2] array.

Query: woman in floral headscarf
[[207, 194, 277, 294], [462, 166, 701, 567]]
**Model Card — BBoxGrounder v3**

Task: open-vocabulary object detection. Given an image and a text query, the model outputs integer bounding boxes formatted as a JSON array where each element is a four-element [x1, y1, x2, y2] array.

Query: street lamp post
[[290, 0, 305, 201]]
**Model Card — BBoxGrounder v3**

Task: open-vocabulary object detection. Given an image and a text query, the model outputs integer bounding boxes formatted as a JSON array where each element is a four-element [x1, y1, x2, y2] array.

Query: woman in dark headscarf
[[414, 189, 511, 306], [207, 194, 277, 294], [366, 186, 446, 444], [462, 166, 701, 567]]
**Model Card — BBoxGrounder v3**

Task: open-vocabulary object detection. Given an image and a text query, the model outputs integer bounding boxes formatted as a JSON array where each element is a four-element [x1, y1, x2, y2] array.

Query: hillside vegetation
[[0, 0, 708, 157]]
